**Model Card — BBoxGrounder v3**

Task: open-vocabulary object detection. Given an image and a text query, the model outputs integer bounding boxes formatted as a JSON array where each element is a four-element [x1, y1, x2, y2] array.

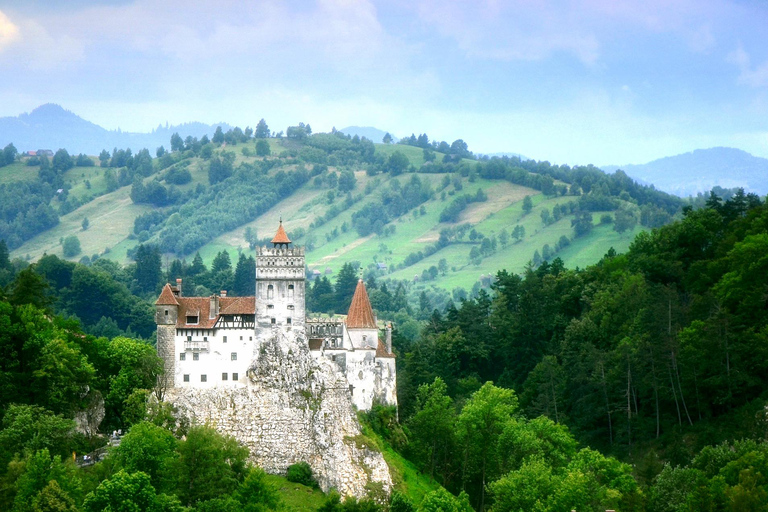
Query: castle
[[154, 222, 397, 411]]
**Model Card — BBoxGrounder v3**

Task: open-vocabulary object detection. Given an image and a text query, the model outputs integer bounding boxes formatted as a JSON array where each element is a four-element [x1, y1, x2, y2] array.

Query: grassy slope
[[9, 140, 647, 292], [266, 474, 327, 511]]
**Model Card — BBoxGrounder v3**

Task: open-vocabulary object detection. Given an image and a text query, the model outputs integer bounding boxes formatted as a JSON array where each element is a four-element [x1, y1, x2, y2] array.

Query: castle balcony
[[184, 340, 210, 352]]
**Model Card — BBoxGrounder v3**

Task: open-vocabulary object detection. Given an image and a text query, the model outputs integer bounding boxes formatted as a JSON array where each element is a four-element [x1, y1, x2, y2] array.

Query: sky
[[0, 0, 767, 166]]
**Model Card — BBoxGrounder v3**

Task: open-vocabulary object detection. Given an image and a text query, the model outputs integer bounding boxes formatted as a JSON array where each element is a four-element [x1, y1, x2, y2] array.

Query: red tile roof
[[173, 296, 256, 328], [271, 221, 291, 244], [219, 296, 256, 315], [376, 340, 395, 358], [347, 279, 377, 329], [155, 284, 179, 306]]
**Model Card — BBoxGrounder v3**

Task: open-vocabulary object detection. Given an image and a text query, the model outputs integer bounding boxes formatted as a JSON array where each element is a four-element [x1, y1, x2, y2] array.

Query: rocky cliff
[[165, 329, 392, 499]]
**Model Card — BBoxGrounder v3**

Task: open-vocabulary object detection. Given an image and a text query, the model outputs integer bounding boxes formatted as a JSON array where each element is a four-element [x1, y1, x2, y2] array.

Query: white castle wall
[[166, 329, 392, 499]]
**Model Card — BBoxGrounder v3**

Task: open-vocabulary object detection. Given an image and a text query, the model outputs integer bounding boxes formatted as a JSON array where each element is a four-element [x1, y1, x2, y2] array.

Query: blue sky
[[0, 0, 767, 165]]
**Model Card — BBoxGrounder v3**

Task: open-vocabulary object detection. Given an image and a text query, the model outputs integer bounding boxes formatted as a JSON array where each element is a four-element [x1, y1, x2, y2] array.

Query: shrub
[[286, 461, 317, 488]]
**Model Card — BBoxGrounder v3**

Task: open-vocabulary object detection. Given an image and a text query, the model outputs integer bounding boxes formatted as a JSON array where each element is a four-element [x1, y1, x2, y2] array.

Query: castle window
[[183, 374, 189, 382], [232, 373, 239, 381], [288, 305, 294, 310], [186, 315, 198, 324], [179, 353, 185, 361], [287, 317, 292, 325], [164, 309, 169, 317], [223, 336, 227, 343], [288, 284, 294, 299], [187, 335, 192, 342], [267, 304, 274, 309], [203, 336, 208, 342], [267, 285, 274, 299], [240, 336, 243, 340], [222, 373, 228, 381], [249, 337, 252, 341], [193, 353, 199, 361], [271, 318, 276, 324], [201, 375, 207, 382], [231, 352, 237, 361]]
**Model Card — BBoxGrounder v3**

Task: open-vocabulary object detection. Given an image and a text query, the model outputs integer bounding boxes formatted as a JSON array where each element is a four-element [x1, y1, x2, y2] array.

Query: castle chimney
[[209, 295, 219, 319], [386, 323, 392, 354], [174, 278, 182, 297], [220, 290, 227, 298]]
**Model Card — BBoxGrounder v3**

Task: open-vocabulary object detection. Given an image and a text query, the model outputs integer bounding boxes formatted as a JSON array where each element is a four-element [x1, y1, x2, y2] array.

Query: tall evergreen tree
[[233, 254, 255, 296], [334, 262, 359, 313], [134, 244, 162, 294]]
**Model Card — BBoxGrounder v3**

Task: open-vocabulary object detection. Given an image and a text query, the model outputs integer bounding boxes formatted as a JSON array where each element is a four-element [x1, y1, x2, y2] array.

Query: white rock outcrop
[[165, 329, 392, 499]]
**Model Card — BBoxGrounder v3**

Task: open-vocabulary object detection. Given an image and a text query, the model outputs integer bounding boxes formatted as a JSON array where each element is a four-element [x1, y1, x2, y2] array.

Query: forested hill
[[0, 104, 230, 156], [2, 122, 683, 310]]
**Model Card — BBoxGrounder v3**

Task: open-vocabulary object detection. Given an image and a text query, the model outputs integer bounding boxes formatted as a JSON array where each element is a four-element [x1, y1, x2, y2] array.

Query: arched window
[[288, 284, 294, 299], [267, 284, 274, 299]]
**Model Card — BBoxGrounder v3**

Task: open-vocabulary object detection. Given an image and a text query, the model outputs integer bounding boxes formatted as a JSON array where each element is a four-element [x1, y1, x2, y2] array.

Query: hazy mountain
[[337, 126, 397, 143], [603, 147, 768, 197], [483, 152, 529, 160], [0, 104, 231, 155]]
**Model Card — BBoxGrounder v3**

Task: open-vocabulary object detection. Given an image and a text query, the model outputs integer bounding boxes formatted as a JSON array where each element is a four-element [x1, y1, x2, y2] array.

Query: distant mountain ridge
[[337, 126, 397, 143], [0, 104, 231, 155], [603, 147, 768, 197]]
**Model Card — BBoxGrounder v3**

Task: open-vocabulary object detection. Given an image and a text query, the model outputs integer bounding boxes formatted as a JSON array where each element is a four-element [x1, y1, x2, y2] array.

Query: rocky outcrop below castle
[[164, 329, 392, 499]]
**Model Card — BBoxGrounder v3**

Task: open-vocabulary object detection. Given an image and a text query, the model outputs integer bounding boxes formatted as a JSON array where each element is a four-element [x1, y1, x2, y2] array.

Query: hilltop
[[603, 146, 768, 196], [0, 104, 230, 155]]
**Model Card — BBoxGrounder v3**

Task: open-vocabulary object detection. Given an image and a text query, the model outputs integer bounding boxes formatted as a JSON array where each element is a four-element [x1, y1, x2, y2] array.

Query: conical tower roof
[[347, 279, 377, 329], [155, 283, 179, 305], [271, 220, 291, 245]]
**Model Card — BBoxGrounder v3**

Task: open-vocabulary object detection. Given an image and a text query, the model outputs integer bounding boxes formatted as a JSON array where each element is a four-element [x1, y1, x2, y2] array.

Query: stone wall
[[165, 328, 392, 499]]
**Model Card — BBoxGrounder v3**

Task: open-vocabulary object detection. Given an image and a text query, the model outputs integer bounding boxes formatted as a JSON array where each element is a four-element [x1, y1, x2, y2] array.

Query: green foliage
[[0, 407, 76, 472], [173, 425, 249, 505], [235, 467, 281, 511], [113, 421, 178, 491], [417, 488, 472, 512], [62, 235, 81, 257], [83, 469, 184, 512], [285, 462, 316, 488]]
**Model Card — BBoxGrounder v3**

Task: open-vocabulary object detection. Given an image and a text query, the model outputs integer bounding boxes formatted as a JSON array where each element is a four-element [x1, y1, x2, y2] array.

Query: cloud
[[0, 10, 19, 51], [728, 46, 768, 88], [412, 0, 723, 64]]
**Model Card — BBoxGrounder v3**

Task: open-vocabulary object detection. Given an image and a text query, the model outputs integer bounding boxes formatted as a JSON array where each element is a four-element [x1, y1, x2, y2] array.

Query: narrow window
[[267, 284, 274, 299], [287, 318, 292, 325], [271, 318, 276, 324], [232, 373, 239, 381], [187, 335, 192, 342], [231, 352, 237, 361], [183, 374, 190, 382], [223, 336, 227, 343], [203, 336, 208, 342], [193, 353, 199, 361], [201, 374, 207, 383], [288, 284, 294, 299], [222, 373, 228, 381], [179, 353, 186, 361], [240, 336, 243, 340], [249, 337, 253, 341], [164, 309, 169, 317]]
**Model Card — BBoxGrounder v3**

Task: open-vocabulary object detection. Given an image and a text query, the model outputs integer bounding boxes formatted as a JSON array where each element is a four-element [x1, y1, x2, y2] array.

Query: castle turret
[[255, 221, 306, 338], [155, 283, 179, 390], [346, 279, 378, 349]]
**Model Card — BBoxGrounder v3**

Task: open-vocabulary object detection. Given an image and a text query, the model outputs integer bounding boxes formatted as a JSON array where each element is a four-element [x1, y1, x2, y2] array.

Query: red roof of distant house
[[346, 280, 377, 329], [271, 221, 291, 244], [155, 284, 179, 305]]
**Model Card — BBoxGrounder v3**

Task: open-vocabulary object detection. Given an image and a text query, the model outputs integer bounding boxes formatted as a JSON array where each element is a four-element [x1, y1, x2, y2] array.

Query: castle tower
[[155, 283, 179, 391], [346, 279, 378, 349], [255, 221, 306, 339]]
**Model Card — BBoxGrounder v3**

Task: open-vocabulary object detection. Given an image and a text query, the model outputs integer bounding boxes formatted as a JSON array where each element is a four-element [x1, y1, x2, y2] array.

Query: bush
[[62, 235, 81, 257], [286, 462, 317, 488]]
